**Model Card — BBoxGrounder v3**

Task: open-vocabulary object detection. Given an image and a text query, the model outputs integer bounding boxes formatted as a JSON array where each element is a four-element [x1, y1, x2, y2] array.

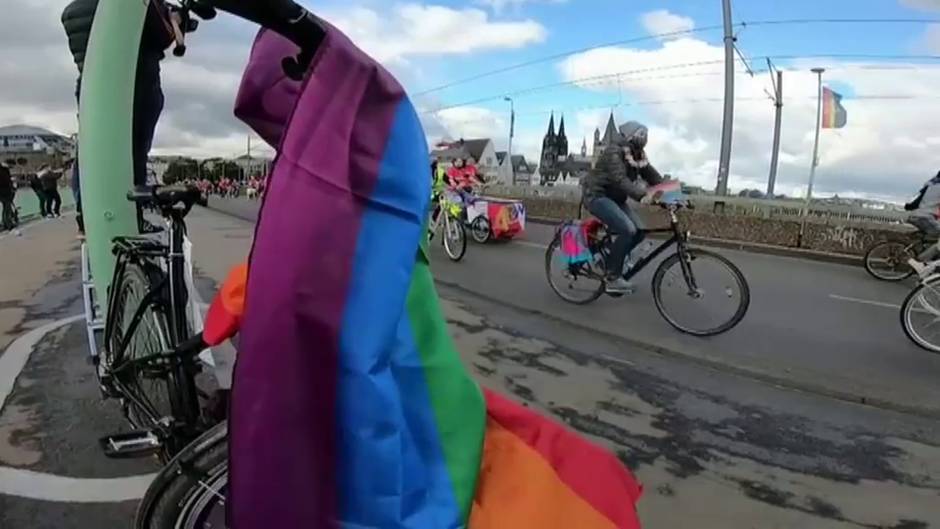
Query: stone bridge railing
[[485, 185, 914, 256]]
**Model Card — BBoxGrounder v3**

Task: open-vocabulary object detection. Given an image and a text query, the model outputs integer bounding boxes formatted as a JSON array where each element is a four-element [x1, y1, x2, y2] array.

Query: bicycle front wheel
[[442, 215, 467, 261], [864, 240, 916, 282], [653, 248, 750, 336], [136, 423, 227, 529], [901, 277, 940, 353], [109, 262, 175, 428]]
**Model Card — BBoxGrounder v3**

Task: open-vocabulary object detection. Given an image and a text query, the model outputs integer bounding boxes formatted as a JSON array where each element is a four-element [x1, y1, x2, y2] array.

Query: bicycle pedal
[[99, 430, 163, 459]]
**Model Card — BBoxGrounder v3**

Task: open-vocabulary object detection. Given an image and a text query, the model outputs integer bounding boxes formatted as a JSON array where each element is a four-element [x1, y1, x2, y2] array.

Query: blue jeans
[[587, 197, 645, 278]]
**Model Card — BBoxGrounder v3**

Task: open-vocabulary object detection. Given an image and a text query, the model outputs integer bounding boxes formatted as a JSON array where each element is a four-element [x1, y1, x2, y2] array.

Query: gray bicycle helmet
[[618, 121, 648, 150]]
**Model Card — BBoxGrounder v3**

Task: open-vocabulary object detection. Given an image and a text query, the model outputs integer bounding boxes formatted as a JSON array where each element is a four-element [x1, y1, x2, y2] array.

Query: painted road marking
[[829, 294, 901, 310], [0, 467, 155, 503], [0, 315, 157, 502]]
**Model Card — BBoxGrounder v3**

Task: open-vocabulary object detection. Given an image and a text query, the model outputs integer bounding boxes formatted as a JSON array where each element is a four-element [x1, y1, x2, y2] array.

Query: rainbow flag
[[220, 24, 641, 529], [822, 87, 847, 129]]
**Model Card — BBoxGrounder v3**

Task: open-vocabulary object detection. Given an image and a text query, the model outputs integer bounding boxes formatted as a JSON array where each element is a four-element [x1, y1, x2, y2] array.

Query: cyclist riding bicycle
[[905, 170, 940, 275], [581, 121, 663, 294]]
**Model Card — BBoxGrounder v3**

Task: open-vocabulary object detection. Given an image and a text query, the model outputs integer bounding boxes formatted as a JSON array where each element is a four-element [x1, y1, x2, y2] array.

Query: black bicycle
[[864, 234, 933, 282], [84, 185, 221, 461], [546, 202, 750, 336]]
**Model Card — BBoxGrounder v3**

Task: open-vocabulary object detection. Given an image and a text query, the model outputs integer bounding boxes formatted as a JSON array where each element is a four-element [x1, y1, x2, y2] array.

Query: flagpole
[[800, 67, 825, 246], [806, 68, 825, 206]]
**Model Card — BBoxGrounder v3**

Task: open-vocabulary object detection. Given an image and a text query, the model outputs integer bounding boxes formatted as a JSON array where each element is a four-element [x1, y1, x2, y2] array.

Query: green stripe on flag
[[407, 249, 486, 519]]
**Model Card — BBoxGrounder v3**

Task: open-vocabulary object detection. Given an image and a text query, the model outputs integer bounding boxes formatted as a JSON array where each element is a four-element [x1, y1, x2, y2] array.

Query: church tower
[[557, 115, 569, 158]]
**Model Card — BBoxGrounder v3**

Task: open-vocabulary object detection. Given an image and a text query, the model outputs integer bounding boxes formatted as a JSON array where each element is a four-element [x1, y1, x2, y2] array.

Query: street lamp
[[504, 96, 515, 185]]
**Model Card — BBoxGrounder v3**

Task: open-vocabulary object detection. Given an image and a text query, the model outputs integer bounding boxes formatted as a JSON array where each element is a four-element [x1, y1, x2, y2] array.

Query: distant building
[[0, 124, 74, 176], [232, 154, 273, 179], [537, 112, 622, 187], [496, 152, 533, 185], [536, 113, 567, 185]]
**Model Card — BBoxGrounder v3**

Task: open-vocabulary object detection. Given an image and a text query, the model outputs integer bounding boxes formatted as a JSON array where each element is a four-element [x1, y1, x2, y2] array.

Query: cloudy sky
[[3, 0, 940, 200]]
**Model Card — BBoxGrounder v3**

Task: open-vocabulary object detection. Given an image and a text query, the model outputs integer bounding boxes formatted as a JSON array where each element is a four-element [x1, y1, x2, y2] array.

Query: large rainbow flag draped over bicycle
[[218, 23, 642, 529]]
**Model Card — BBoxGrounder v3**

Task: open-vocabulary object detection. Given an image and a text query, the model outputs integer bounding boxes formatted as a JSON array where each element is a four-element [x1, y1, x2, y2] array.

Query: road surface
[[212, 197, 940, 417], [1, 207, 938, 528]]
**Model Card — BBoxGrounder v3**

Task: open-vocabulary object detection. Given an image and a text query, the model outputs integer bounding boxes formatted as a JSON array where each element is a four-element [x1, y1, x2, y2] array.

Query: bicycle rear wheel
[[901, 277, 940, 353], [108, 262, 175, 429], [545, 236, 604, 304], [864, 240, 917, 281], [652, 248, 749, 336]]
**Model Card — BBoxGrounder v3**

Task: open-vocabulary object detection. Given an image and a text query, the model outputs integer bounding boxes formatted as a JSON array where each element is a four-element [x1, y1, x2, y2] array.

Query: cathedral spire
[[546, 112, 556, 137], [602, 111, 618, 144]]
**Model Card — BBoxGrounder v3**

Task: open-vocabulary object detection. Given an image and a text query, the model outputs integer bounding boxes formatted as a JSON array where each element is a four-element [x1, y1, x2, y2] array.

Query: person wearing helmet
[[581, 121, 663, 294]]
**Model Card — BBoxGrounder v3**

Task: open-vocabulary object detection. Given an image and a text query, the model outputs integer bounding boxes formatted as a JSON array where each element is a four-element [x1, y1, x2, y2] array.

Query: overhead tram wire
[[422, 53, 940, 115], [412, 17, 940, 98]]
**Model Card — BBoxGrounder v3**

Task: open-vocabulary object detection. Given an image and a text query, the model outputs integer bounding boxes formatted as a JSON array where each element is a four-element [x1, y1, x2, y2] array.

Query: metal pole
[[504, 96, 515, 185], [806, 68, 825, 206], [799, 67, 825, 246], [767, 70, 783, 197], [716, 0, 735, 196]]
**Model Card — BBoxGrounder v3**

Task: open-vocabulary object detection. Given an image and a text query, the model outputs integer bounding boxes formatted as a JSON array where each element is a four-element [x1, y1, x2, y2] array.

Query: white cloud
[[640, 10, 695, 39], [475, 0, 567, 14], [0, 2, 546, 159], [559, 37, 940, 200], [900, 0, 940, 10], [922, 24, 940, 53], [327, 4, 546, 64], [429, 107, 508, 143]]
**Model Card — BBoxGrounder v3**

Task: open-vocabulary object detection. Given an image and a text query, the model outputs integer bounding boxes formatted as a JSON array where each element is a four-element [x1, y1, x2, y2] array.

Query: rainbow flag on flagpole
[[215, 23, 642, 529], [822, 87, 847, 129]]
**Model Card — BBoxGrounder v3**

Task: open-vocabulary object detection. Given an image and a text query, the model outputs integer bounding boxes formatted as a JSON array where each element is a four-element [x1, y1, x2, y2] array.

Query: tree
[[163, 158, 199, 184]]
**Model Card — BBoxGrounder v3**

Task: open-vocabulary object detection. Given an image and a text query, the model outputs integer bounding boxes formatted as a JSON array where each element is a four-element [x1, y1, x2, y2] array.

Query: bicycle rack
[[81, 243, 105, 372]]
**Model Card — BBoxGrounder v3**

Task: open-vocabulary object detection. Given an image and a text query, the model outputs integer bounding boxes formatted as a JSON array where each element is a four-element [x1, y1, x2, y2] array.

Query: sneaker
[[605, 277, 636, 294]]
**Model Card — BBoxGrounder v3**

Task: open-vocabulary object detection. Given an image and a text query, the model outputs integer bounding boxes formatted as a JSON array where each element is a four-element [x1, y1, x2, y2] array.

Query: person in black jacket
[[580, 121, 663, 294], [63, 0, 174, 188], [63, 0, 174, 232]]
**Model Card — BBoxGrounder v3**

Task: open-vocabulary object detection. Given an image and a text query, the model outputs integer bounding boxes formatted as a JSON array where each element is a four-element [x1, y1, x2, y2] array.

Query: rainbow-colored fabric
[[215, 24, 642, 529], [822, 87, 847, 129]]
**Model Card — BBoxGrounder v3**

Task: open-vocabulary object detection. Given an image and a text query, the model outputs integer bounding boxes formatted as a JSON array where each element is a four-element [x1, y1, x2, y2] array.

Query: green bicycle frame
[[79, 0, 147, 298]]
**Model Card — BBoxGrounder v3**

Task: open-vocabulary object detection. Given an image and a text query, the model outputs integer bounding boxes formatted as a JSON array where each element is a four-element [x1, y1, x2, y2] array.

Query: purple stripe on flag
[[229, 26, 405, 529]]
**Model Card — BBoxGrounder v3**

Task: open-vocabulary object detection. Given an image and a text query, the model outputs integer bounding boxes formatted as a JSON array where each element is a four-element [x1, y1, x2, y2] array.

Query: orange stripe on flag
[[470, 418, 619, 529], [472, 390, 643, 529]]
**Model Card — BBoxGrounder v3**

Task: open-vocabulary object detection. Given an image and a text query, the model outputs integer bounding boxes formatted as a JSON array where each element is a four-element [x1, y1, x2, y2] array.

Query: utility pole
[[767, 67, 783, 197], [716, 0, 735, 196], [504, 96, 515, 185]]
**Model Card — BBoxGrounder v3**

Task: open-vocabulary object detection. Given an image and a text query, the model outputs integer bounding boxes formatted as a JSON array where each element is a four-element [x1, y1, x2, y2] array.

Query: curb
[[526, 216, 862, 267]]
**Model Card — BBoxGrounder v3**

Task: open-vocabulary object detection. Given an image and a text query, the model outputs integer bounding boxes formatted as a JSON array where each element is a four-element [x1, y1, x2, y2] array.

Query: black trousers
[[34, 189, 48, 216], [45, 189, 62, 216], [1, 196, 14, 229]]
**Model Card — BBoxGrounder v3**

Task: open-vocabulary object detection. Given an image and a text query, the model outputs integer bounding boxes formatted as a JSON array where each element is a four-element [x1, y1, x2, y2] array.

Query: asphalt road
[[2, 207, 940, 528], [210, 197, 940, 417]]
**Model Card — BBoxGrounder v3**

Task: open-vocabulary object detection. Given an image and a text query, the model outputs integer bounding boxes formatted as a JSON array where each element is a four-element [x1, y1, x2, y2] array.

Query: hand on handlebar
[[640, 189, 664, 205]]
